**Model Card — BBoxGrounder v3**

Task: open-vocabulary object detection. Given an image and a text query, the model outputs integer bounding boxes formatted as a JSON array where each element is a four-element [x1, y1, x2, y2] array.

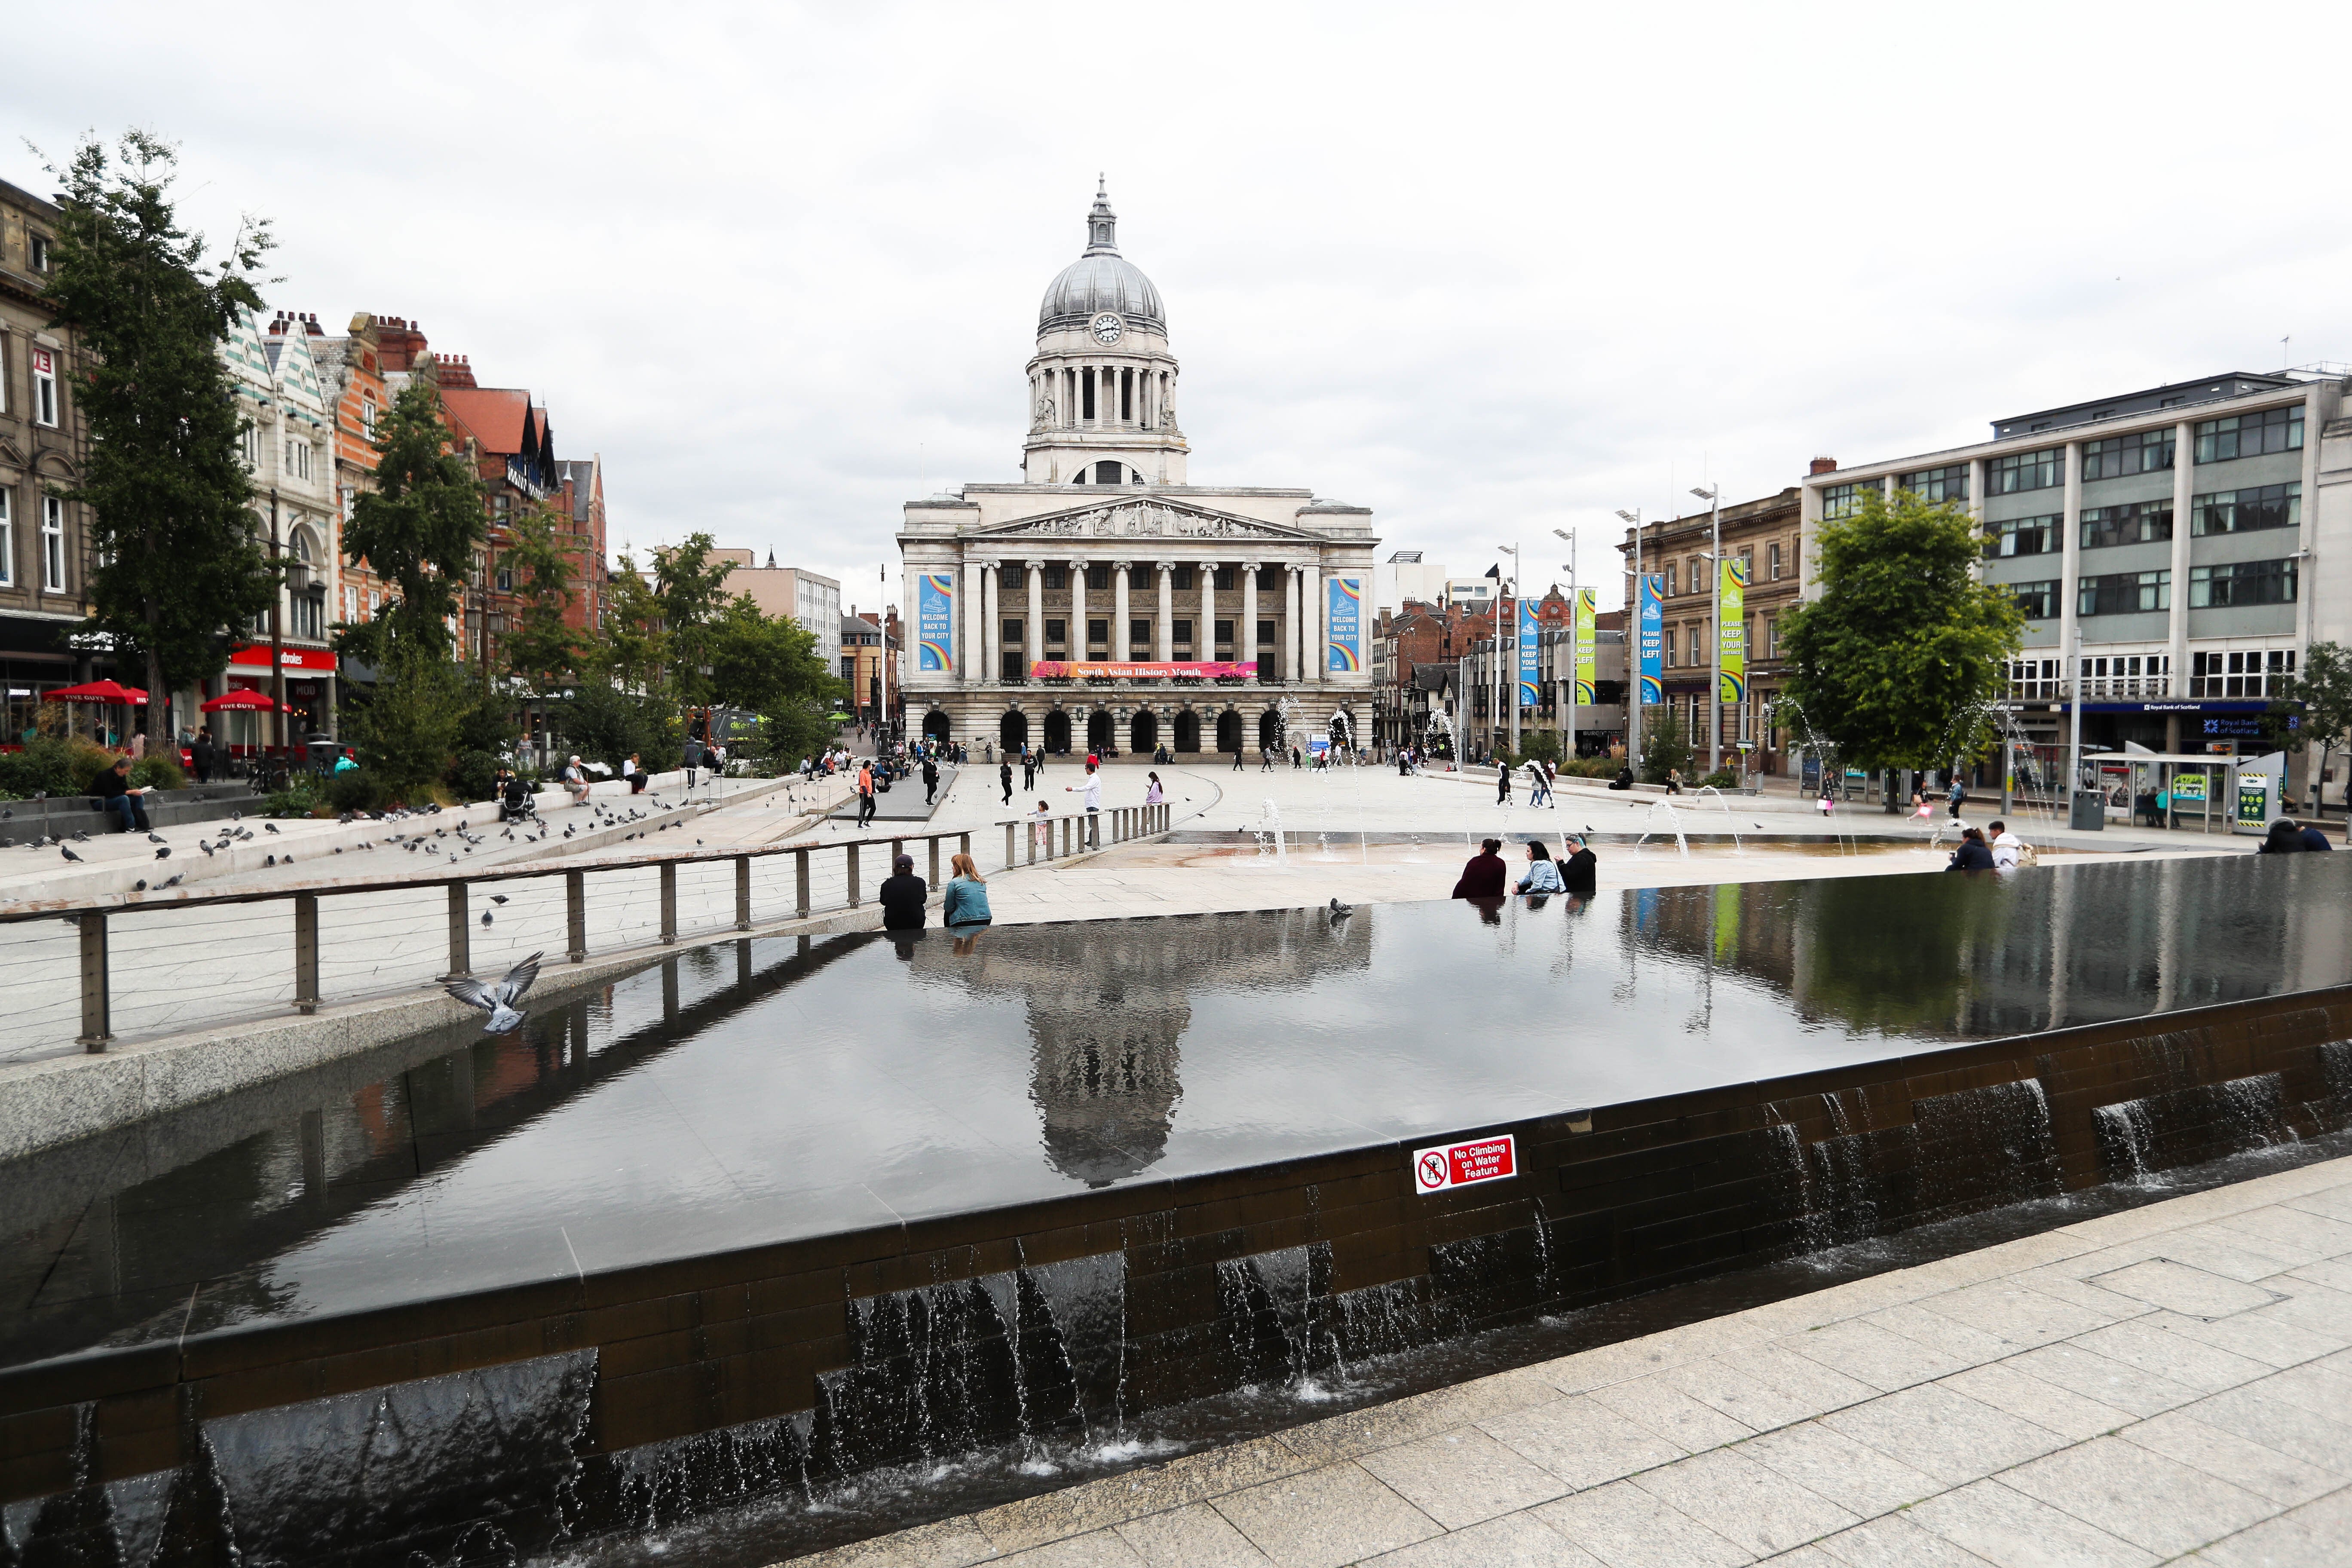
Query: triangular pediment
[[974, 497, 1320, 544]]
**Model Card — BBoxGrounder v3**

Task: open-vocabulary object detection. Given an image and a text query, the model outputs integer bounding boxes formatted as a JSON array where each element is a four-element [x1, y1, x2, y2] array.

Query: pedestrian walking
[[1260, 747, 1274, 772], [942, 852, 992, 927], [856, 761, 876, 828], [1032, 798, 1052, 854], [1948, 775, 1967, 820], [999, 758, 1014, 806], [1559, 833, 1598, 895], [879, 853, 928, 930], [1497, 764, 1513, 805], [922, 755, 940, 805], [1065, 762, 1103, 848], [1021, 747, 1037, 792], [1451, 837, 1507, 899], [190, 726, 217, 784], [1527, 760, 1551, 808], [1232, 744, 1245, 771], [1292, 745, 1303, 769], [682, 736, 705, 790]]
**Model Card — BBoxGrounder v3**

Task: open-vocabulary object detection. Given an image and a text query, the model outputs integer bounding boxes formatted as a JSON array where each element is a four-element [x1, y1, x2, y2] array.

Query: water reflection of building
[[910, 910, 1372, 1184]]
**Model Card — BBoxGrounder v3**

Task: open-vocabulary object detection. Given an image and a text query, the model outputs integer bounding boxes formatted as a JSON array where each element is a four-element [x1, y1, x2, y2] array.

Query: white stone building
[[898, 184, 1378, 760]]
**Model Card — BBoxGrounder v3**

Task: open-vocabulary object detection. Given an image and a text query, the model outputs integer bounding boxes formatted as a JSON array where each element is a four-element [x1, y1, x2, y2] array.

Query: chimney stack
[[1809, 456, 1839, 475]]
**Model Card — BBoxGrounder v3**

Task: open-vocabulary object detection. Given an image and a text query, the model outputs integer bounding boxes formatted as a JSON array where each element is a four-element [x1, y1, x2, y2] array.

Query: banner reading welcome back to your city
[[916, 572, 954, 672], [1326, 575, 1363, 673]]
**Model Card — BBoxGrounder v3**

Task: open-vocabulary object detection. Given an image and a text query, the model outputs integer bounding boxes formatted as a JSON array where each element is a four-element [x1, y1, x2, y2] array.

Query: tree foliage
[[500, 500, 579, 689], [43, 131, 278, 731], [552, 679, 669, 773], [2286, 640, 2352, 813], [652, 533, 737, 710], [1639, 704, 1692, 784], [348, 644, 466, 805], [337, 379, 483, 664], [598, 551, 668, 695], [1776, 490, 2024, 778]]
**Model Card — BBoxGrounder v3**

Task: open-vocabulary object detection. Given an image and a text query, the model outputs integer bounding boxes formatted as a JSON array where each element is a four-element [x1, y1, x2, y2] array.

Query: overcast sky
[[18, 3, 2352, 613]]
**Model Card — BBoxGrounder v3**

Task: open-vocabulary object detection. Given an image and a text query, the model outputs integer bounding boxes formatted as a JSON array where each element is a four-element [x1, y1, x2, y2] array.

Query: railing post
[[76, 911, 110, 1052], [659, 861, 679, 943], [890, 836, 905, 873], [928, 836, 940, 886], [293, 892, 320, 1014], [445, 881, 471, 979], [566, 870, 587, 962], [959, 832, 971, 866], [1005, 822, 1017, 870], [795, 848, 812, 916], [846, 843, 861, 906], [735, 856, 752, 931]]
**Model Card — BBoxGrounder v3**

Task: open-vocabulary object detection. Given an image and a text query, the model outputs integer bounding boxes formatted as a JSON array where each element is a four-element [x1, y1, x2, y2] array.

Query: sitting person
[[625, 752, 649, 794], [1988, 819, 2024, 870], [879, 853, 928, 931], [92, 755, 154, 833], [1665, 768, 1684, 795], [1608, 763, 1635, 791], [1945, 826, 1996, 870], [561, 754, 593, 807], [941, 852, 992, 926], [1515, 839, 1565, 894], [1451, 837, 1507, 898], [1559, 833, 1598, 895], [2300, 818, 2334, 851], [2258, 817, 2305, 854]]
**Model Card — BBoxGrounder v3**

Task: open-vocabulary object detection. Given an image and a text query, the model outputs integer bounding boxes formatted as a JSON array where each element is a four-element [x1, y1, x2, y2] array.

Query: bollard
[[659, 861, 679, 943], [76, 911, 110, 1052], [294, 893, 320, 1015], [735, 856, 753, 931], [795, 848, 812, 916], [846, 843, 861, 906], [1005, 822, 1017, 870], [928, 836, 940, 886], [445, 881, 472, 979], [566, 870, 587, 962]]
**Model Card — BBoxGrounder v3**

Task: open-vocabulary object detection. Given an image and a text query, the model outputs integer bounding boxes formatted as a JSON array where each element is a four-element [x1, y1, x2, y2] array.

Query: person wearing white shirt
[[1988, 818, 2024, 870], [1064, 763, 1103, 848]]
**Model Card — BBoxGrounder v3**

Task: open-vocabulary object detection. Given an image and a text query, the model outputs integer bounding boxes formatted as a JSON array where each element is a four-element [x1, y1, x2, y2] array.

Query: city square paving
[[784, 1155, 2352, 1568]]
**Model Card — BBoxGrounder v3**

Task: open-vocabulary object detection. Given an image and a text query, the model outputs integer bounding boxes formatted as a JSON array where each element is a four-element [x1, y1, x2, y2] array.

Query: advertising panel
[[1573, 588, 1598, 705], [1638, 574, 1664, 704], [1325, 576, 1364, 673], [1029, 661, 1258, 679], [1517, 599, 1539, 709], [1718, 558, 1747, 706], [916, 572, 954, 673]]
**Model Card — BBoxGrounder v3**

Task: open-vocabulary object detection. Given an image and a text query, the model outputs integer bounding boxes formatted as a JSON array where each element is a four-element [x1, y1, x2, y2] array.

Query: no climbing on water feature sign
[[1412, 1134, 1517, 1195]]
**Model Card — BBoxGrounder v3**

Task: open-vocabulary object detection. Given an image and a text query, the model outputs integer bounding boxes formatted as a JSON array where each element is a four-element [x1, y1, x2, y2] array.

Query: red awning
[[201, 689, 290, 712], [46, 680, 149, 705]]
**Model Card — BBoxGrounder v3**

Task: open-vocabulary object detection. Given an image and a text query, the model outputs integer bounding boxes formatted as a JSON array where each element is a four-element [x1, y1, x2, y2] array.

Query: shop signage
[[228, 645, 338, 672], [1412, 1133, 1516, 1194]]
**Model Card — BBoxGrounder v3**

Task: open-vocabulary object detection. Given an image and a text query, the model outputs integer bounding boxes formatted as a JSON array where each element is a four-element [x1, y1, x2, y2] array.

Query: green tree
[[652, 533, 737, 710], [349, 644, 466, 805], [43, 131, 278, 737], [709, 594, 834, 713], [551, 678, 666, 773], [1777, 489, 2024, 810], [1639, 704, 1693, 784], [2284, 640, 2352, 818], [338, 379, 483, 664], [597, 551, 669, 695], [500, 501, 580, 688]]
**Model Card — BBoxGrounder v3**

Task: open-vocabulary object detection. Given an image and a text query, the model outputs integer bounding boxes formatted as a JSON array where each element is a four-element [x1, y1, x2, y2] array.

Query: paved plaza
[[786, 1155, 2352, 1568]]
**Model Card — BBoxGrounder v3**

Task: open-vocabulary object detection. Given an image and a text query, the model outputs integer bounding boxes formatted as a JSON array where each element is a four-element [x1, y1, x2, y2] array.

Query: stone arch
[[1259, 708, 1285, 753], [1086, 709, 1114, 754], [1000, 709, 1029, 751], [922, 709, 950, 744], [1172, 709, 1200, 753], [1130, 710, 1158, 754], [1043, 708, 1072, 753], [1216, 710, 1243, 754]]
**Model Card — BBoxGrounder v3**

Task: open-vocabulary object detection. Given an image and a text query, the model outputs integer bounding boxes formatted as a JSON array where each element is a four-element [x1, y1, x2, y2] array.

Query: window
[[1687, 557, 1703, 594], [2076, 654, 2171, 698], [29, 233, 52, 272], [1214, 567, 1236, 590], [239, 422, 260, 470], [1086, 618, 1108, 646], [1128, 618, 1150, 650], [1173, 618, 1193, 648], [1987, 447, 2062, 494], [1043, 565, 1066, 590], [2008, 656, 2066, 700], [1085, 564, 1109, 590], [32, 348, 58, 428], [343, 586, 357, 623], [361, 396, 377, 439], [292, 590, 322, 640], [2191, 482, 2299, 536], [1663, 561, 1678, 597], [2079, 501, 2172, 549], [288, 439, 312, 481], [2194, 405, 2302, 463], [40, 496, 65, 592], [1044, 618, 1066, 645], [1001, 618, 1023, 647], [1983, 513, 2058, 557], [2079, 429, 2175, 480], [2004, 580, 2058, 620], [0, 490, 11, 587], [1820, 481, 1871, 520], [2191, 649, 2296, 697], [2190, 559, 2297, 608], [2077, 570, 2168, 616], [1767, 541, 1782, 579], [1215, 618, 1233, 646], [1897, 464, 1970, 502], [1000, 648, 1024, 679], [495, 564, 514, 592], [1257, 618, 1274, 645], [1173, 565, 1194, 590]]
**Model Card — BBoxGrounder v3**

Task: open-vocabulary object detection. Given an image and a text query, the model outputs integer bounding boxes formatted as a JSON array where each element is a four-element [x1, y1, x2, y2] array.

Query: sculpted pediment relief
[[977, 500, 1310, 543]]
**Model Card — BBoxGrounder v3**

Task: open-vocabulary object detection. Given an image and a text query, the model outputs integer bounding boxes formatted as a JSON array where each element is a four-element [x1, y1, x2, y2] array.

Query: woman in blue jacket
[[942, 852, 992, 926]]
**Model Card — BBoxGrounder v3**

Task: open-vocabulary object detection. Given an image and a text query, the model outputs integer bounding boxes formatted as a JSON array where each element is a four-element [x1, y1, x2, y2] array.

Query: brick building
[[312, 312, 390, 632]]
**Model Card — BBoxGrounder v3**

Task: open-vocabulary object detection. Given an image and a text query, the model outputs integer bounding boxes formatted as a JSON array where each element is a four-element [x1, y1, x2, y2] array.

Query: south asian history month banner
[[1717, 557, 1747, 706], [916, 572, 954, 673], [1573, 588, 1598, 705], [1326, 576, 1364, 673], [1638, 574, 1664, 704], [1029, 660, 1259, 679], [1517, 599, 1540, 709]]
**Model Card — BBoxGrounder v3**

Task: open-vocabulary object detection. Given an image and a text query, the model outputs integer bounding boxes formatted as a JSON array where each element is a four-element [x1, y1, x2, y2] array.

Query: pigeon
[[481, 911, 493, 926], [1328, 897, 1354, 919], [232, 810, 242, 821], [134, 879, 147, 891], [72, 831, 89, 843], [60, 845, 81, 862], [0, 839, 10, 848], [0, 808, 9, 819], [160, 874, 183, 889], [490, 894, 508, 904], [443, 951, 542, 1034], [155, 848, 170, 860], [264, 824, 280, 835], [200, 842, 214, 857], [147, 832, 165, 844], [265, 854, 276, 867]]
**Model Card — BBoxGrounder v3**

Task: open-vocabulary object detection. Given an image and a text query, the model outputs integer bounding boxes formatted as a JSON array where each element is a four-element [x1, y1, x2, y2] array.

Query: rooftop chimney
[[1810, 456, 1839, 475]]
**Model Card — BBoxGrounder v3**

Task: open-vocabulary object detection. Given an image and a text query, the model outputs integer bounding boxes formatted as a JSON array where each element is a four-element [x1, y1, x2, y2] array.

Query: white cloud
[[15, 1, 2352, 612]]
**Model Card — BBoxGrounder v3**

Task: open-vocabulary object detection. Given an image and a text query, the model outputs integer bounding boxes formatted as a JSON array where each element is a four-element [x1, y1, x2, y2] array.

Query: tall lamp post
[[1690, 485, 1722, 774], [1496, 542, 1520, 759], [1552, 526, 1577, 761], [1616, 508, 1642, 772]]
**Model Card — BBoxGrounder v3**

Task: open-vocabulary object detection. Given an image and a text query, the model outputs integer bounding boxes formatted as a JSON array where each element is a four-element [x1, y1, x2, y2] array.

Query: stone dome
[[1037, 180, 1166, 336]]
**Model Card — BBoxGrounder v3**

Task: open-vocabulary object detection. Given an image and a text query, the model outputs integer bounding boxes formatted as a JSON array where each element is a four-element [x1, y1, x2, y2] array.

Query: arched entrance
[[1130, 710, 1158, 754], [922, 710, 950, 744], [1259, 708, 1285, 754], [1217, 710, 1243, 754], [1173, 710, 1200, 753], [1329, 710, 1355, 756], [1043, 708, 1072, 753], [1086, 710, 1114, 754], [1000, 709, 1029, 751]]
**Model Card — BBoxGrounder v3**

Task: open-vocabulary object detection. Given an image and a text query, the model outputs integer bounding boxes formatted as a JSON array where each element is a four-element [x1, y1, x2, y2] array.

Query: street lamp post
[[1496, 543, 1521, 759], [1691, 485, 1722, 775], [1553, 527, 1577, 763]]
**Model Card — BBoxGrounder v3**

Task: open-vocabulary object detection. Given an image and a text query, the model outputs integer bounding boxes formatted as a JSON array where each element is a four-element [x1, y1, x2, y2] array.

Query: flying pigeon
[[59, 845, 81, 862], [443, 951, 542, 1034]]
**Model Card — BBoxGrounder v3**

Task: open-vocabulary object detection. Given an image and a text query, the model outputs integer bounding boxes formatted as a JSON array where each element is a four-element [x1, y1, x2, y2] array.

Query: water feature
[[1633, 797, 1690, 856], [1421, 709, 1456, 769], [1248, 798, 1286, 861], [1691, 784, 1746, 854]]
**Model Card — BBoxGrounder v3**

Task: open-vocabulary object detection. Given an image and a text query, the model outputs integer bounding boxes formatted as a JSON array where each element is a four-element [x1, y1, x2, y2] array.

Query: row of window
[[2004, 650, 2297, 701], [1982, 483, 2301, 557], [1660, 617, 1775, 665], [1032, 564, 1283, 592], [0, 491, 68, 592], [1655, 540, 1792, 598], [2002, 558, 2300, 619], [1831, 405, 2306, 514], [1001, 617, 1279, 649]]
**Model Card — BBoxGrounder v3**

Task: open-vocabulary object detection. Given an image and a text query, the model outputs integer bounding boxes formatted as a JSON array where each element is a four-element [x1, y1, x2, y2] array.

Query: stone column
[[1199, 558, 1215, 663], [1113, 560, 1132, 662], [982, 561, 1000, 683], [963, 556, 983, 684], [1303, 558, 1323, 683], [1242, 562, 1260, 677], [1284, 565, 1302, 682], [1026, 561, 1044, 674], [2168, 419, 2194, 711], [1072, 557, 1089, 662], [1156, 562, 1175, 662]]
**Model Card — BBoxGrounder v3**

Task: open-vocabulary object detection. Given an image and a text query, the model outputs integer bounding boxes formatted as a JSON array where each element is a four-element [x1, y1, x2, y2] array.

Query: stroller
[[497, 772, 537, 824]]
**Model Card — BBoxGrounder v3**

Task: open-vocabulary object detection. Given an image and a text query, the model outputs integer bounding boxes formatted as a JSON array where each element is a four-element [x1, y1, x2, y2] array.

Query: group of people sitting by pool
[[1451, 835, 1598, 901], [1942, 819, 2027, 872]]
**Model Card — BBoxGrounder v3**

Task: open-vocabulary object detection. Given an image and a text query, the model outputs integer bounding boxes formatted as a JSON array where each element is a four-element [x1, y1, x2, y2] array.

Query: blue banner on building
[[1638, 574, 1663, 704], [1326, 576, 1364, 672], [1517, 599, 1539, 708], [917, 572, 955, 673]]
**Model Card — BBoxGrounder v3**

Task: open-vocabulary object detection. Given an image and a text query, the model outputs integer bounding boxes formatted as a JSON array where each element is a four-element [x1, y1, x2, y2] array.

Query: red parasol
[[46, 680, 149, 705], [201, 689, 288, 712]]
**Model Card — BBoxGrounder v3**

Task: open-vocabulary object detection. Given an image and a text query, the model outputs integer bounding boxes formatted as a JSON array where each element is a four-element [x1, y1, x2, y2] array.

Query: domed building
[[898, 182, 1378, 760]]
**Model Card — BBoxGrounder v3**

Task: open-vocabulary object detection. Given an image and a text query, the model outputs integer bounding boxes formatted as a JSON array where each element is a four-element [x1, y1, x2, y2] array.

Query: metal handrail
[[995, 803, 1170, 867]]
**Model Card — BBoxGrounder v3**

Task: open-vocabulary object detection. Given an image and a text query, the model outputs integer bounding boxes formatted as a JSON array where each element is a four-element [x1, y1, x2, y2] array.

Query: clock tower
[[1023, 179, 1188, 487]]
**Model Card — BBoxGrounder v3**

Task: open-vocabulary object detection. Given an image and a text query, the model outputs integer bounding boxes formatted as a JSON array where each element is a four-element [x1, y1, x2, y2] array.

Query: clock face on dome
[[1090, 312, 1124, 345]]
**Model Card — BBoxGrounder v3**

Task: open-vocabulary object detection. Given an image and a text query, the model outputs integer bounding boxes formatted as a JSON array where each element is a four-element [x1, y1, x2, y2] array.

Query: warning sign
[[1411, 1134, 1517, 1195]]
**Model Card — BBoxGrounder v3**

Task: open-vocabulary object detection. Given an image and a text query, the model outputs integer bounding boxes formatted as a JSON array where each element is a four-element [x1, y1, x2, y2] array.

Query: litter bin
[[2068, 792, 2105, 831], [305, 739, 342, 774]]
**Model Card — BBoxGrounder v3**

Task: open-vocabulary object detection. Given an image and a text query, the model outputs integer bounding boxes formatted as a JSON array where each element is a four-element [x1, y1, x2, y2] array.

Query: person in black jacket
[[1559, 834, 1598, 895], [999, 759, 1013, 806], [92, 756, 153, 833], [190, 726, 217, 784], [1946, 827, 1996, 870], [879, 854, 928, 930]]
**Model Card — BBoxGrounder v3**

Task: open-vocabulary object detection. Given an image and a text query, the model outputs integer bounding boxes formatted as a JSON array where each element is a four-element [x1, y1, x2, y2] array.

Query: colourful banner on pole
[[916, 572, 954, 673], [1517, 599, 1539, 709], [1638, 575, 1663, 704], [1573, 588, 1597, 705], [1717, 558, 1747, 706], [1325, 576, 1363, 673]]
